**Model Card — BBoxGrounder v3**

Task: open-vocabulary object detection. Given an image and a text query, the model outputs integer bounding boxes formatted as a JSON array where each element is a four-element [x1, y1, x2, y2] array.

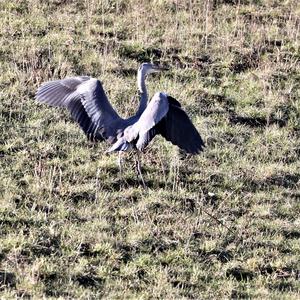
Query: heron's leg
[[135, 152, 146, 189], [117, 151, 123, 176]]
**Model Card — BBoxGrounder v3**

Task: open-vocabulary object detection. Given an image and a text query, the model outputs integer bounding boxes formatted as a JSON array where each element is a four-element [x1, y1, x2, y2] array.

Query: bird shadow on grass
[[242, 172, 300, 193], [229, 114, 287, 128]]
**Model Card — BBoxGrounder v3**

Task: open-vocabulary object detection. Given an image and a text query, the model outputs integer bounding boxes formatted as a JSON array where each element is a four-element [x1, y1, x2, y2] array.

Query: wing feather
[[77, 78, 120, 128], [157, 103, 205, 154], [135, 92, 169, 136], [35, 76, 122, 141], [36, 77, 89, 107], [67, 98, 104, 142], [135, 93, 204, 154]]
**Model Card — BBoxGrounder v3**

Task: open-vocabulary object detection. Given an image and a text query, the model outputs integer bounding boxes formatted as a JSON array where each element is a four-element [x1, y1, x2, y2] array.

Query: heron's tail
[[106, 138, 133, 153]]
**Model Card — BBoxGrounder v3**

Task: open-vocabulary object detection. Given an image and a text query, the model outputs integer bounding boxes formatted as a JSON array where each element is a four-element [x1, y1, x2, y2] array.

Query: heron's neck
[[137, 69, 148, 115]]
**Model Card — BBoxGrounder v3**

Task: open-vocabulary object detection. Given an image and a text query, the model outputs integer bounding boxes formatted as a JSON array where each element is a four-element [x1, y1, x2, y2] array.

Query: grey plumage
[[135, 94, 204, 154], [67, 98, 104, 142], [36, 63, 204, 159]]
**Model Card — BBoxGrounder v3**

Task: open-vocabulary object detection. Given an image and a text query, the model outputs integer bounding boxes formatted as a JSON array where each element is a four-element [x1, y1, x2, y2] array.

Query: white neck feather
[[137, 68, 148, 115]]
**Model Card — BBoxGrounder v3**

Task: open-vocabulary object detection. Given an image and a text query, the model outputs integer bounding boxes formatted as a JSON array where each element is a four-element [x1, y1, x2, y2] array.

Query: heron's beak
[[152, 65, 169, 73], [159, 66, 169, 71]]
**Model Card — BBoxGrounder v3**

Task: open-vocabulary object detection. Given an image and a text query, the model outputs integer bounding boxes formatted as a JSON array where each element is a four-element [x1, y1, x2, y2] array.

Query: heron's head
[[138, 63, 168, 76]]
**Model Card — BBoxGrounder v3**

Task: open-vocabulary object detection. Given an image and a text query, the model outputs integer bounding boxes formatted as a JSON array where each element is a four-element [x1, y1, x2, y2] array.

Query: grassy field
[[0, 0, 299, 298]]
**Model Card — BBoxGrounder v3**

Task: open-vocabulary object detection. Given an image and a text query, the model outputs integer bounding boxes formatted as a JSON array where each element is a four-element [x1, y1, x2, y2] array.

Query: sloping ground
[[0, 0, 299, 298]]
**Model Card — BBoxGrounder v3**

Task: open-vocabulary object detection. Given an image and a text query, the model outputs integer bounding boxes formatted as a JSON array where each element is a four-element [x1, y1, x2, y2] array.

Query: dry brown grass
[[0, 0, 299, 298]]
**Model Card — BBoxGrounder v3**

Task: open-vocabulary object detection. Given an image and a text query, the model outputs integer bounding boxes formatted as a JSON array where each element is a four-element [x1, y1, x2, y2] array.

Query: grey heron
[[35, 63, 204, 187]]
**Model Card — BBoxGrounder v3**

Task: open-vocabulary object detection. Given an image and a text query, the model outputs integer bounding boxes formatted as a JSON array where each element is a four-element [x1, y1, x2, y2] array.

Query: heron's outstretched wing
[[35, 76, 121, 141], [133, 92, 204, 153], [67, 99, 104, 141]]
